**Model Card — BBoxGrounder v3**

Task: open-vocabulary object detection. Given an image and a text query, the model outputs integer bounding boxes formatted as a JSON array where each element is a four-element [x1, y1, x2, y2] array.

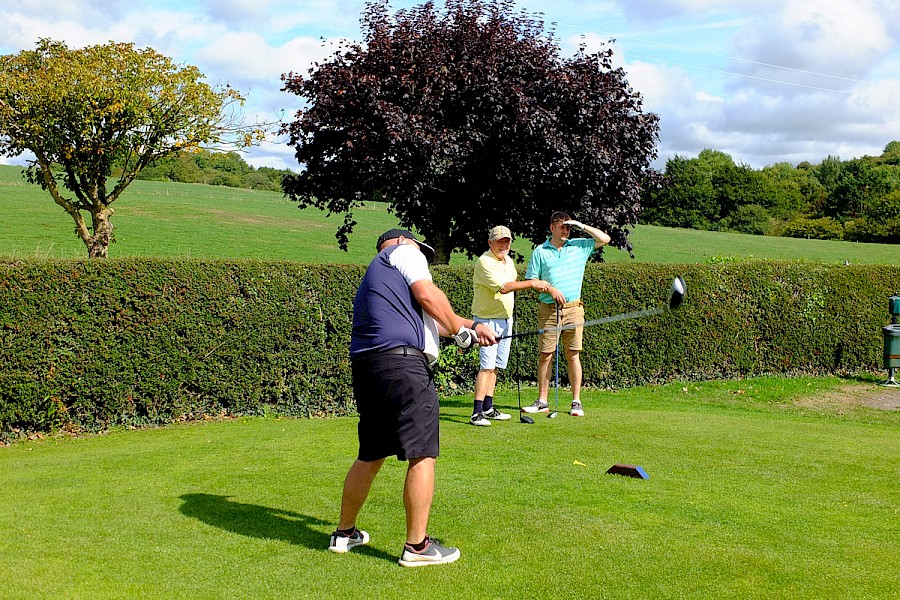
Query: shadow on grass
[[178, 493, 396, 563], [438, 391, 536, 424], [838, 372, 888, 384], [437, 397, 470, 410]]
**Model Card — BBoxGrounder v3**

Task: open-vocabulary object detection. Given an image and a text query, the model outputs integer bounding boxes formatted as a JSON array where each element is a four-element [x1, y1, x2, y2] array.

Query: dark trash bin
[[884, 324, 900, 369]]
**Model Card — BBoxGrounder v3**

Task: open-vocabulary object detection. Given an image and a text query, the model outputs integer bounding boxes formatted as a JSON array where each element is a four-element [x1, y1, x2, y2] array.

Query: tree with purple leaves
[[282, 0, 659, 264]]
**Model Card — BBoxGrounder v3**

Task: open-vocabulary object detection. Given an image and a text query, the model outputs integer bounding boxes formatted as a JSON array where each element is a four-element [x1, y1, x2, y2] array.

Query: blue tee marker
[[606, 463, 650, 479]]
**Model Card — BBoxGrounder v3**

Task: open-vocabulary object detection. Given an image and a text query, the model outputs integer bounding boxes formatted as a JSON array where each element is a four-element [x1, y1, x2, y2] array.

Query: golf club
[[513, 324, 535, 424], [499, 276, 687, 341], [548, 303, 560, 419]]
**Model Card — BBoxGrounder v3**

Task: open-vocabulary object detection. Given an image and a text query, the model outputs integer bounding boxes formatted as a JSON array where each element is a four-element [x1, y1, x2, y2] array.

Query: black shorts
[[351, 352, 440, 462]]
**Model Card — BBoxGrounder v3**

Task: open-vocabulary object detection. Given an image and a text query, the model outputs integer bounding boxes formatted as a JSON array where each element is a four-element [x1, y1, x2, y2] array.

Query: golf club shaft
[[498, 306, 665, 340], [553, 304, 560, 416]]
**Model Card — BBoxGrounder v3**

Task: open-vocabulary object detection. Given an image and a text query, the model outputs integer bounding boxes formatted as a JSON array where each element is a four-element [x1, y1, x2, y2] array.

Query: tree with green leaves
[[0, 39, 262, 257], [641, 150, 742, 230], [758, 162, 819, 219], [281, 0, 659, 263], [642, 149, 795, 233]]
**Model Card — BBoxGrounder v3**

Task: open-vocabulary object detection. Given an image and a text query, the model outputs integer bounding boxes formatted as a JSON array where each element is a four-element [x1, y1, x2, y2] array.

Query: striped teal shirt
[[525, 238, 596, 304]]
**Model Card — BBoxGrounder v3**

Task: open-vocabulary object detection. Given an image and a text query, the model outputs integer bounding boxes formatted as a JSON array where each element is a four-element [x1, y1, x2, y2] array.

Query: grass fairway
[[2, 376, 897, 599], [1, 164, 897, 265]]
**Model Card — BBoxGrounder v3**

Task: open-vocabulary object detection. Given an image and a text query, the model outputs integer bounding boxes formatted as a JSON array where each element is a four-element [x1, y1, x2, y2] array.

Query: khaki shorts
[[538, 301, 584, 353]]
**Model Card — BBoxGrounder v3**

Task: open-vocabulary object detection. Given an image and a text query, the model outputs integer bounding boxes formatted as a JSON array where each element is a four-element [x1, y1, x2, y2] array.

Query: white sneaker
[[469, 412, 491, 426], [482, 407, 511, 421], [522, 400, 549, 414], [570, 402, 584, 417], [399, 537, 461, 567], [328, 528, 369, 553]]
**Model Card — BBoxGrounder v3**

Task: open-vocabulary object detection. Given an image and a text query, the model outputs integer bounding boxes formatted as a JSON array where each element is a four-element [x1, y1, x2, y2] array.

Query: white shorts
[[474, 317, 512, 370]]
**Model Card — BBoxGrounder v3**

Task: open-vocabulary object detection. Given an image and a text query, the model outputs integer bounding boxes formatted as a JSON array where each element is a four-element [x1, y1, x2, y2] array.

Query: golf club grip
[[501, 328, 545, 340]]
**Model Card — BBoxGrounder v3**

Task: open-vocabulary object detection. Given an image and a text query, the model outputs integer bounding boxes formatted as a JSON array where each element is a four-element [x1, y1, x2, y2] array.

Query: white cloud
[[0, 13, 112, 50], [735, 0, 893, 85], [245, 140, 298, 171], [195, 32, 345, 86], [848, 79, 900, 115], [0, 4, 213, 57], [0, 0, 127, 23], [563, 31, 610, 56], [615, 0, 775, 24], [268, 0, 363, 34], [191, 32, 352, 123], [695, 91, 723, 104], [625, 61, 694, 105], [199, 0, 272, 22]]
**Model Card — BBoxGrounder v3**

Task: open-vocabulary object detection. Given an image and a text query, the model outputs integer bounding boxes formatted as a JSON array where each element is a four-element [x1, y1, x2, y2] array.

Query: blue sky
[[2, 0, 899, 171]]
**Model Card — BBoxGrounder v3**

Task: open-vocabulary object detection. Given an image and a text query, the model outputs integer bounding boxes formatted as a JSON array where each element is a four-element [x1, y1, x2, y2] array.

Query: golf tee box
[[606, 464, 649, 479]]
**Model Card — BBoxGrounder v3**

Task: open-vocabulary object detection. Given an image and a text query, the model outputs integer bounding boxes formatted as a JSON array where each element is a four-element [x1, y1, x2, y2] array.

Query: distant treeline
[[641, 141, 900, 244], [131, 150, 294, 192], [135, 142, 900, 244]]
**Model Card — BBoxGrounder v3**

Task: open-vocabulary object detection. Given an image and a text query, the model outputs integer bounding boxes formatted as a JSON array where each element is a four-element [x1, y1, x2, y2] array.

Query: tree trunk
[[38, 161, 114, 259], [429, 230, 450, 265], [85, 208, 114, 259]]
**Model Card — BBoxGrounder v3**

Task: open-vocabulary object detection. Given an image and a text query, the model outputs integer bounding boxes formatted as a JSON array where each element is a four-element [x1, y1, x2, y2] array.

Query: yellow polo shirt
[[471, 250, 518, 319]]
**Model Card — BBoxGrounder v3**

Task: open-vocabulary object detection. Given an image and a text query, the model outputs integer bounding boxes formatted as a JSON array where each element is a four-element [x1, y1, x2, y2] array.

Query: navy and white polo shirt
[[350, 243, 440, 362]]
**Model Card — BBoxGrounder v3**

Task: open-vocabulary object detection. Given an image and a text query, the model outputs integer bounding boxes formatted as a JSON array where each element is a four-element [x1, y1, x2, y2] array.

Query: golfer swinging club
[[522, 211, 610, 417], [329, 229, 497, 567]]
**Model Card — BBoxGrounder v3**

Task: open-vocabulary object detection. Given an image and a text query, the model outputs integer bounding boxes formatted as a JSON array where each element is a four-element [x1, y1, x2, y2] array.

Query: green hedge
[[1, 259, 897, 440], [0, 259, 362, 439]]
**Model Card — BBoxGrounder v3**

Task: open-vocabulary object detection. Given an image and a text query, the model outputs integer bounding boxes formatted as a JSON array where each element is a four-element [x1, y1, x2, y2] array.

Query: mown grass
[[1, 376, 897, 599], [2, 166, 898, 598], [1, 164, 897, 265]]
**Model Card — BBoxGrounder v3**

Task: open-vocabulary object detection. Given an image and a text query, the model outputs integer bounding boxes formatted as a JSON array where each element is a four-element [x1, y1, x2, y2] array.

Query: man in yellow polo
[[469, 226, 562, 426]]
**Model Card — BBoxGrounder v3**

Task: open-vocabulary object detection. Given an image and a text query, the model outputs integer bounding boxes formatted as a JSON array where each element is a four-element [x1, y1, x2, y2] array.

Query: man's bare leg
[[474, 369, 495, 401], [337, 458, 385, 531], [566, 350, 582, 402], [403, 457, 435, 544], [537, 351, 553, 401]]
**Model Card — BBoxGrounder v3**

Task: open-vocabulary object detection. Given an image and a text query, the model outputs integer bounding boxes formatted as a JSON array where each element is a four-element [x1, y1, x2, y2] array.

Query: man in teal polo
[[522, 211, 610, 417]]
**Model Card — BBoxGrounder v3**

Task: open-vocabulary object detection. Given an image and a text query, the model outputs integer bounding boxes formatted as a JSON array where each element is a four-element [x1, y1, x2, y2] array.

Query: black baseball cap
[[376, 228, 435, 263]]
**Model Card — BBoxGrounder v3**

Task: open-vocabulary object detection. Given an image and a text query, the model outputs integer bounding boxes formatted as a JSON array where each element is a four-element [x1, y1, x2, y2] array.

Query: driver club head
[[520, 413, 535, 424], [668, 276, 687, 311]]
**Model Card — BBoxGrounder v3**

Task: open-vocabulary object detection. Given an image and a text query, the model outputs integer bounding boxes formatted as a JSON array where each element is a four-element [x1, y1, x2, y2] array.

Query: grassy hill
[[1, 164, 896, 265]]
